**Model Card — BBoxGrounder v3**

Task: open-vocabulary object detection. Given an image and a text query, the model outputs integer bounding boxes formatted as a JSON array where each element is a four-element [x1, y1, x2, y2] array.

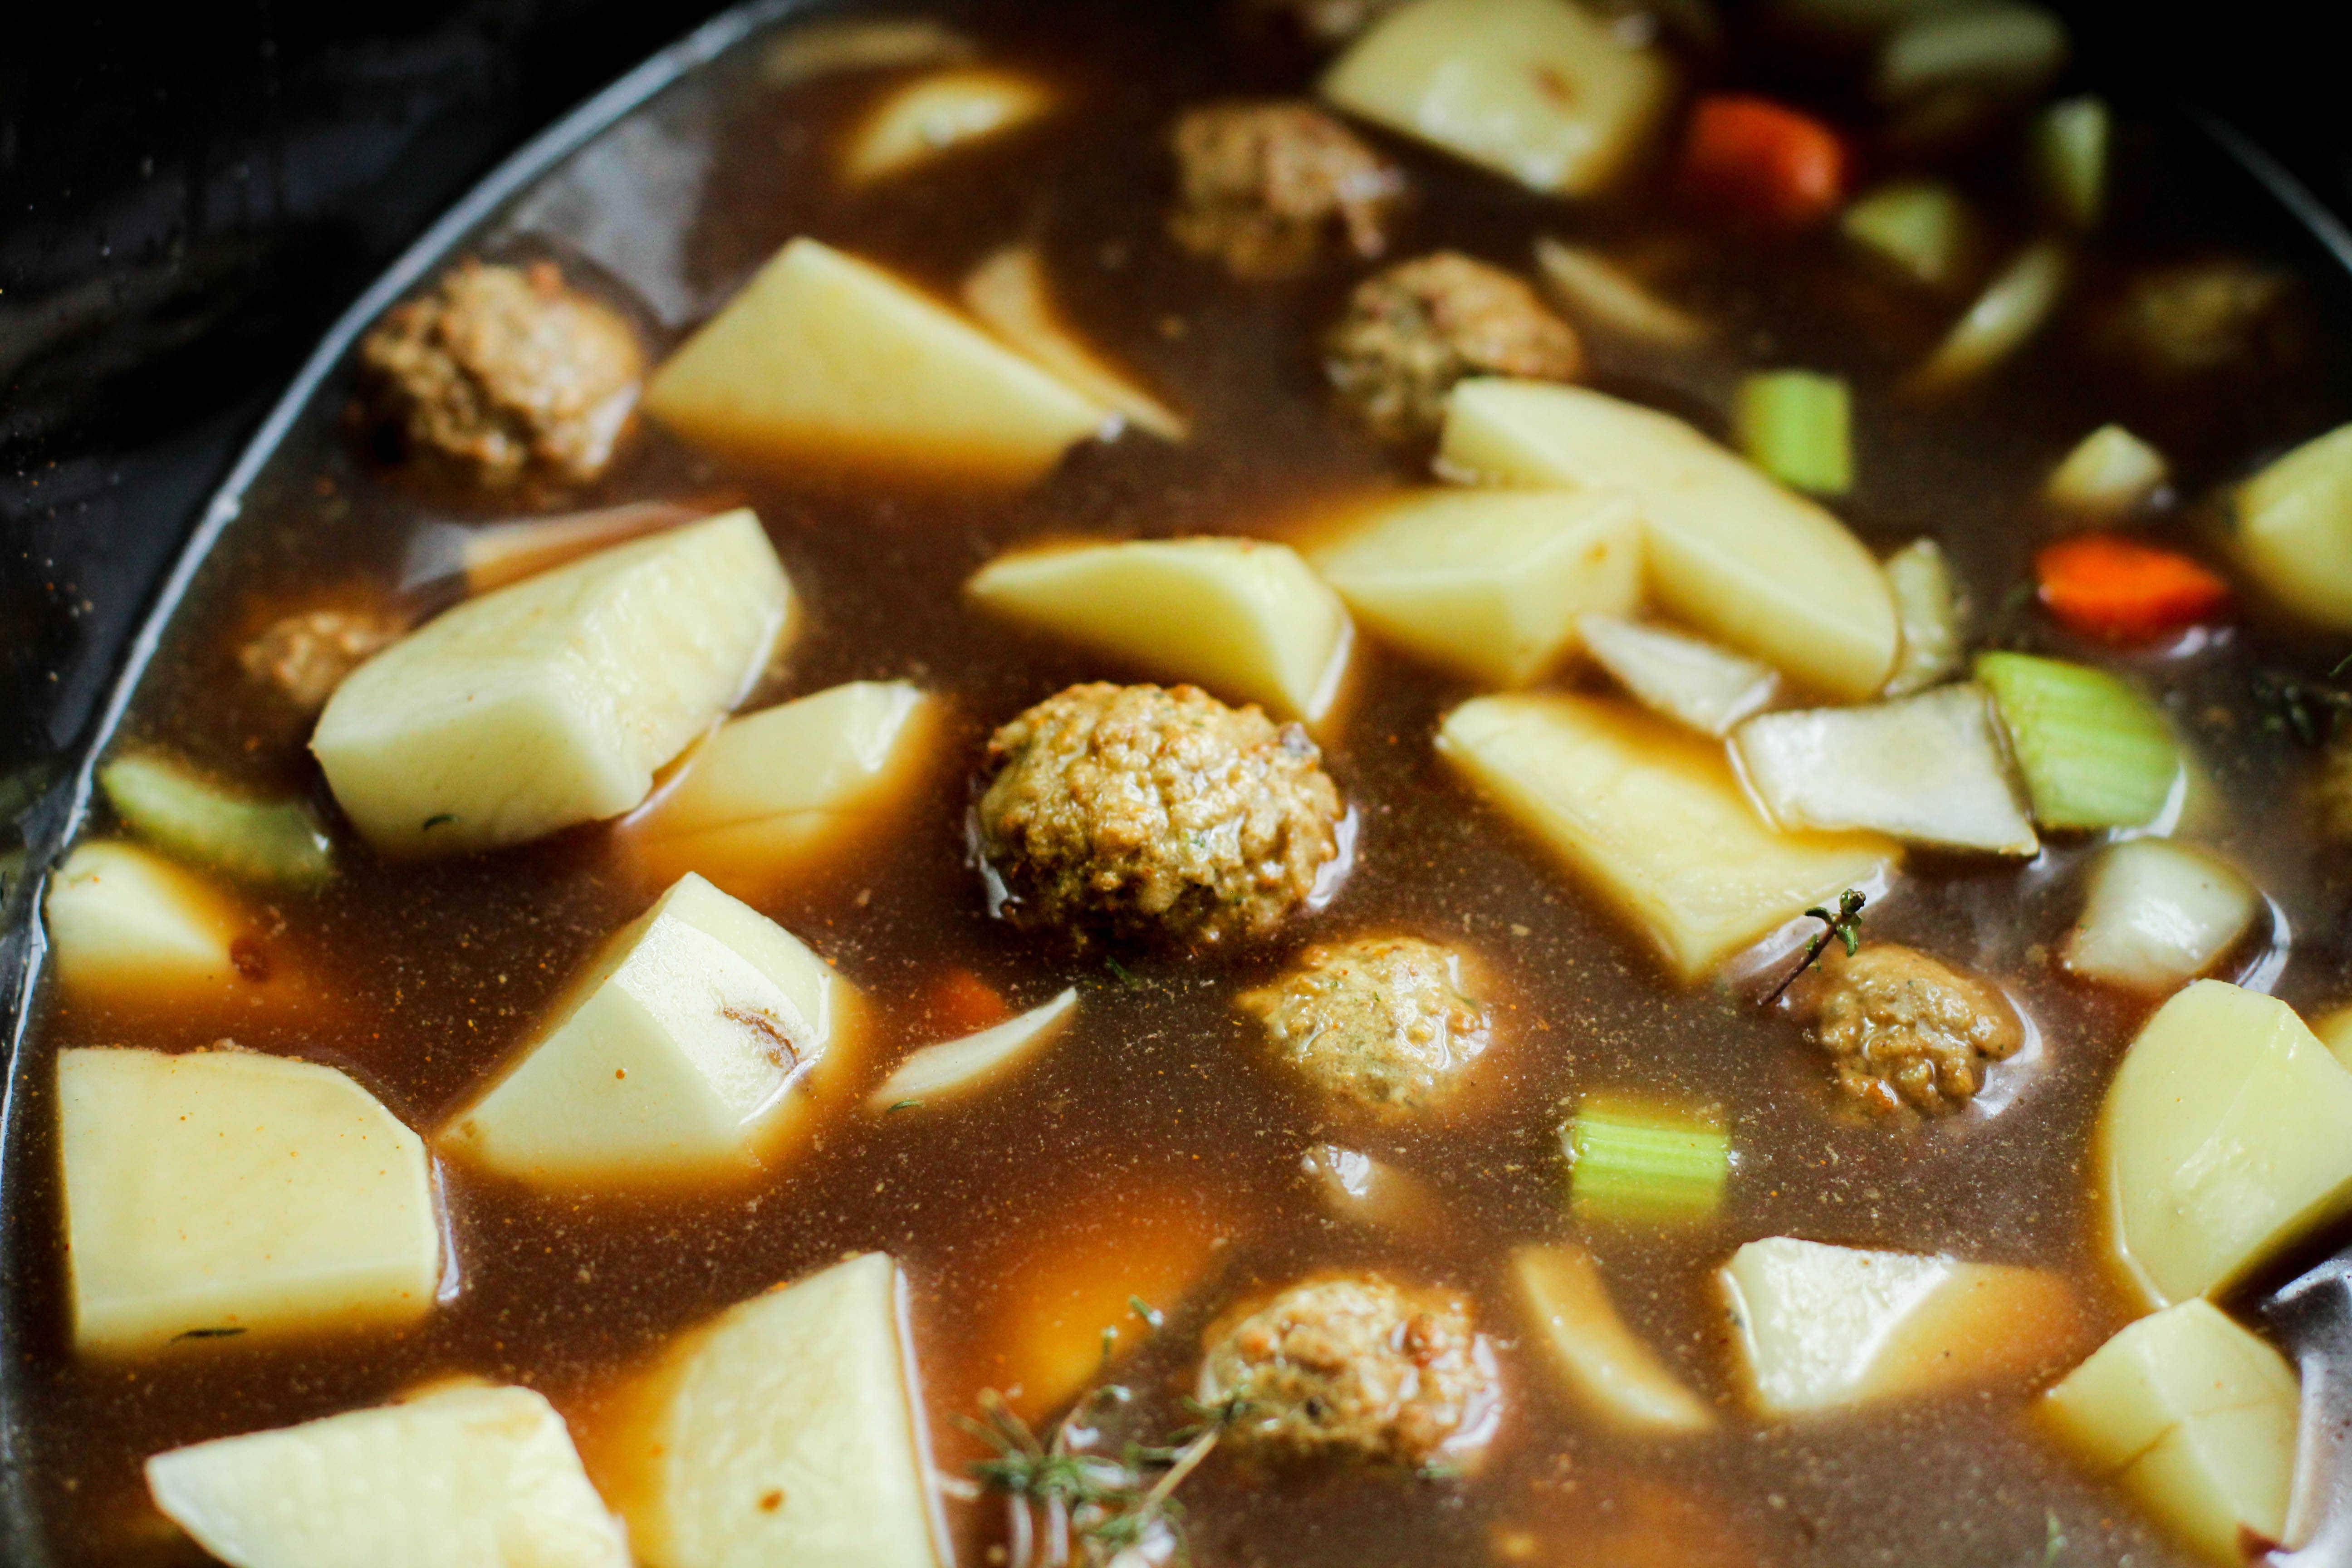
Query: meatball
[[1197, 1273, 1500, 1468], [1239, 936, 1490, 1114], [238, 607, 407, 714], [1169, 102, 1405, 279], [1326, 252, 1583, 436], [2094, 260, 2293, 379], [356, 259, 643, 486], [975, 683, 1344, 945], [1804, 943, 2024, 1115]]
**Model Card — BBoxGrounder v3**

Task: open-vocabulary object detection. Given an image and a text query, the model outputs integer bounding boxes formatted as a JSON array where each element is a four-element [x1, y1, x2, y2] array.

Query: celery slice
[[2032, 95, 2109, 231], [100, 754, 334, 889], [1735, 371, 1852, 496], [1975, 652, 2180, 830], [1563, 1094, 1730, 1223], [1842, 179, 1976, 291]]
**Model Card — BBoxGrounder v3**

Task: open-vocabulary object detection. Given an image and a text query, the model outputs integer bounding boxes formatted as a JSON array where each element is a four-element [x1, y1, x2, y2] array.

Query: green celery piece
[[2032, 95, 2109, 231], [1975, 652, 2179, 830], [1564, 1095, 1730, 1224], [100, 753, 334, 889], [1875, 2, 2068, 102], [1735, 371, 1852, 497], [1842, 179, 1975, 290]]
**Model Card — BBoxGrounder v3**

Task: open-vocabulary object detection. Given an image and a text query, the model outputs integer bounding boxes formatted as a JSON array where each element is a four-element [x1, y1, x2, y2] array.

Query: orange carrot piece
[[2035, 535, 2230, 643], [926, 968, 1012, 1035], [1681, 95, 1848, 230]]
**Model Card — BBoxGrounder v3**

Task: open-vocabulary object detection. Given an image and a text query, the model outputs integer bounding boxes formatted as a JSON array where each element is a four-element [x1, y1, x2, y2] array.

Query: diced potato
[[146, 1382, 628, 1568], [404, 500, 708, 596], [2238, 421, 2352, 632], [966, 537, 1353, 722], [2063, 839, 2259, 991], [843, 67, 1054, 183], [1436, 694, 1897, 981], [1300, 1144, 1446, 1239], [313, 510, 791, 858], [1512, 1243, 1715, 1433], [1576, 615, 1779, 737], [1310, 488, 1641, 687], [2046, 424, 2168, 519], [1441, 379, 1900, 700], [2097, 980, 2352, 1307], [2315, 1005, 2352, 1075], [59, 1046, 439, 1353], [2042, 1300, 2301, 1565], [962, 245, 1186, 441], [1719, 1235, 2084, 1418], [600, 1253, 946, 1568], [43, 840, 250, 1002], [1734, 684, 2038, 856], [867, 987, 1077, 1111], [441, 874, 858, 1186], [1321, 0, 1674, 196], [1881, 537, 1962, 696], [627, 681, 942, 902], [642, 238, 1106, 486]]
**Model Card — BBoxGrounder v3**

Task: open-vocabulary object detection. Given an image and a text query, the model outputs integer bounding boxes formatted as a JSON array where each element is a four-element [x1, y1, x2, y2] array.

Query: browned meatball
[[1197, 1273, 1501, 1468], [1170, 102, 1405, 279], [1805, 943, 2024, 1115], [357, 259, 643, 486], [238, 608, 408, 715], [1326, 252, 1583, 436], [975, 683, 1344, 946], [2094, 260, 2294, 379], [1239, 936, 1490, 1115]]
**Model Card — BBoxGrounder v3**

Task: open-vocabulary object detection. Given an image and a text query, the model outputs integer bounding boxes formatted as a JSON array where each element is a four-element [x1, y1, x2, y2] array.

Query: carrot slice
[[1681, 95, 1848, 230], [2034, 535, 2230, 643], [925, 968, 1012, 1034]]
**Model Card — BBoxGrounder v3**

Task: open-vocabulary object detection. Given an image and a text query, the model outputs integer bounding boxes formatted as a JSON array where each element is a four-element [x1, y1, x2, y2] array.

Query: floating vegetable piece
[[2042, 1300, 2299, 1566], [440, 874, 857, 1186], [1442, 379, 1900, 699], [2045, 424, 2168, 519], [1319, 0, 1674, 196], [1578, 615, 1778, 737], [1734, 371, 1852, 496], [1300, 1144, 1447, 1237], [962, 245, 1187, 441], [1880, 538, 1962, 696], [1719, 1235, 2085, 1418], [1841, 179, 1978, 290], [598, 1253, 948, 1568], [99, 754, 332, 890], [843, 67, 1054, 184], [1438, 694, 1897, 981], [2062, 839, 2258, 992], [1309, 487, 1642, 687], [2032, 95, 2110, 231], [1680, 95, 1848, 229], [867, 987, 1077, 1112], [1975, 652, 2180, 830], [1512, 1242, 1716, 1433], [2097, 980, 2352, 1307], [1563, 1094, 1730, 1224], [1533, 237, 1708, 346], [2238, 420, 2352, 632], [762, 17, 973, 85], [1735, 684, 2037, 855], [42, 841, 256, 1004], [1873, 1, 2067, 103], [59, 1046, 440, 1354], [642, 238, 1106, 485], [966, 537, 1352, 722], [2035, 536, 2228, 643], [314, 510, 792, 858], [403, 498, 710, 596], [147, 1383, 628, 1568], [1909, 240, 2069, 393]]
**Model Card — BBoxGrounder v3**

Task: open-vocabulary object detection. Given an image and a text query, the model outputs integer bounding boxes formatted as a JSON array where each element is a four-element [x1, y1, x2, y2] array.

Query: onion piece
[[1880, 538, 1962, 696], [1533, 237, 1708, 347], [2045, 424, 2168, 519], [2062, 839, 2259, 991], [962, 246, 1188, 441], [1909, 239, 2070, 394], [1578, 614, 1778, 737], [761, 19, 973, 85], [1299, 1144, 1445, 1237], [1874, 2, 2067, 103], [867, 988, 1077, 1112]]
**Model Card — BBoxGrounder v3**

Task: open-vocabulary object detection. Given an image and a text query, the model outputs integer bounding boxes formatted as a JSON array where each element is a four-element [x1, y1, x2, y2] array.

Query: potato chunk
[[1441, 379, 1900, 700], [43, 841, 250, 1002], [966, 538, 1353, 722], [441, 874, 857, 1186], [1320, 0, 1673, 195], [1719, 1236, 2084, 1418], [1309, 487, 1640, 686], [602, 1253, 946, 1568], [2097, 980, 2352, 1307], [313, 510, 791, 857], [1437, 694, 1896, 981], [843, 67, 1053, 183], [147, 1382, 627, 1568], [642, 238, 1106, 485], [2042, 1301, 2301, 1564], [59, 1046, 439, 1353], [1513, 1243, 1714, 1433], [2237, 420, 2352, 632], [628, 681, 942, 901]]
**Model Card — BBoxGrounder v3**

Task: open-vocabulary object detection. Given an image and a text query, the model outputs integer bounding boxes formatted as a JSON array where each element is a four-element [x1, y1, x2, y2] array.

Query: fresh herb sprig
[[962, 1389, 1246, 1568], [1764, 889, 1868, 1007]]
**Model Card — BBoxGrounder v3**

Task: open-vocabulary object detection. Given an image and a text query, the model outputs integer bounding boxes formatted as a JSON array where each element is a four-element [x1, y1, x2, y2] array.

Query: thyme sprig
[[1764, 889, 1868, 1007]]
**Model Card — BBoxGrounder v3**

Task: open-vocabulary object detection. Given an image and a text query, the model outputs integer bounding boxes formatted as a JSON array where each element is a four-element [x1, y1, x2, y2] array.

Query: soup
[[8, 0, 2352, 1564]]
